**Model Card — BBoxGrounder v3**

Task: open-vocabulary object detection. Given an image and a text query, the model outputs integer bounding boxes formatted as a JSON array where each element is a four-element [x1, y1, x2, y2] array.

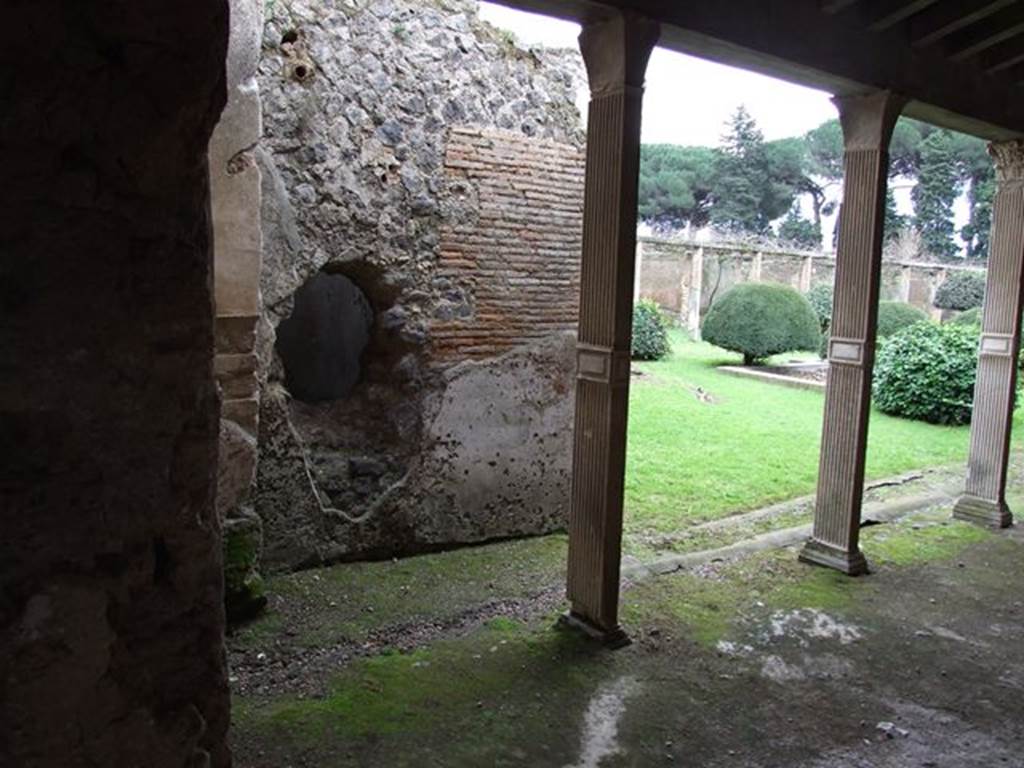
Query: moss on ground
[[621, 549, 861, 646], [232, 616, 611, 766], [862, 515, 991, 565], [232, 534, 568, 648], [622, 509, 991, 647]]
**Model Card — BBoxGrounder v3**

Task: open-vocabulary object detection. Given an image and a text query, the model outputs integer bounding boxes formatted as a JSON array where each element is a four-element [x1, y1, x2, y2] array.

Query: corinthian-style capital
[[989, 139, 1024, 183], [832, 91, 907, 151], [578, 12, 660, 97]]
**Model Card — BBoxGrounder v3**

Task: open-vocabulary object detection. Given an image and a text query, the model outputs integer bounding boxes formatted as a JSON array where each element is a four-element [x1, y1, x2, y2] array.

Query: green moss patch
[[233, 535, 568, 649], [863, 517, 991, 566], [233, 617, 611, 765]]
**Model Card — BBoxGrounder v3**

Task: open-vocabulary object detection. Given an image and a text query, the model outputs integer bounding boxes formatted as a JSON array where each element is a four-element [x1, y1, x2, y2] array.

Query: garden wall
[[253, 0, 585, 569], [637, 237, 983, 336]]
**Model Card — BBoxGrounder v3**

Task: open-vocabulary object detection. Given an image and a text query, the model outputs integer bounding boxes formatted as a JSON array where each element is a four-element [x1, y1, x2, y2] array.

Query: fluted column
[[564, 12, 659, 644], [953, 140, 1024, 528], [800, 91, 906, 575]]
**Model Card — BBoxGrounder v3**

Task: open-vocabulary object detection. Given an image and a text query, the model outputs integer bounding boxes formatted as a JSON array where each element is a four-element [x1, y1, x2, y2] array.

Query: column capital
[[989, 139, 1024, 182], [578, 12, 660, 97], [832, 91, 907, 151]]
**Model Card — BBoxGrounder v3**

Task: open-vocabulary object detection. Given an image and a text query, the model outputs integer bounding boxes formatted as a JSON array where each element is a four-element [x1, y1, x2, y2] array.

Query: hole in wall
[[281, 29, 299, 46], [275, 271, 373, 403]]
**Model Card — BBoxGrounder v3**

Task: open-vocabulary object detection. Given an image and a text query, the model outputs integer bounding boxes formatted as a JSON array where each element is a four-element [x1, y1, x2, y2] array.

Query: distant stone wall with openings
[[637, 238, 982, 337]]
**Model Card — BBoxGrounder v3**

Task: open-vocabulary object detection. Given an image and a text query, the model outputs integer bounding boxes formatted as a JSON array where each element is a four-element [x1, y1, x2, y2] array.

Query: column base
[[952, 494, 1013, 528], [798, 539, 870, 576], [558, 611, 631, 649]]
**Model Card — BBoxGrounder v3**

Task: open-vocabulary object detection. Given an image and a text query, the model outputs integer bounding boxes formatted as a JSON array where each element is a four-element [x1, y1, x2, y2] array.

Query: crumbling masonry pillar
[[953, 140, 1024, 528], [801, 91, 906, 575], [565, 11, 659, 642]]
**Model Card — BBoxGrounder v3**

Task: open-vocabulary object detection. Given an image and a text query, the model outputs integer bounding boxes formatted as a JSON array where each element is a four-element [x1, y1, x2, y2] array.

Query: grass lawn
[[624, 330, 1022, 539]]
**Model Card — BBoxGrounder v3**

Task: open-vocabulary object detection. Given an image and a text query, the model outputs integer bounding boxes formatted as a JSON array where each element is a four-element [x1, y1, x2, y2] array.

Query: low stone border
[[718, 364, 827, 391], [622, 488, 957, 581]]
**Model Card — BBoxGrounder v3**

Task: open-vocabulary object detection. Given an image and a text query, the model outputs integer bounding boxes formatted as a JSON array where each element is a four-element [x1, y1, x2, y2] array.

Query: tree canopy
[[637, 108, 994, 262]]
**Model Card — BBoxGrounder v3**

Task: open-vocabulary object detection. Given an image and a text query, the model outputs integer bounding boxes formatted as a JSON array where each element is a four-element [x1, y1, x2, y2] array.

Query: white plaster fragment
[[766, 609, 863, 646], [761, 654, 806, 682], [566, 676, 640, 768]]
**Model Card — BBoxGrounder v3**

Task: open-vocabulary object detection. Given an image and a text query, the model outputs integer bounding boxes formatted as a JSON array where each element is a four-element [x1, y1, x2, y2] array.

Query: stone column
[[565, 11, 659, 644], [899, 265, 912, 302], [953, 140, 1024, 528], [212, 0, 263, 435], [751, 250, 764, 282], [800, 91, 906, 575], [799, 255, 814, 293], [929, 268, 946, 320], [689, 246, 704, 339], [209, 0, 266, 622]]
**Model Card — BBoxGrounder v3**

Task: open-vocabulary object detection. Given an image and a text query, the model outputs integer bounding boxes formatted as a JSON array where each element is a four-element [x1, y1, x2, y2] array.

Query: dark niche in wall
[[276, 272, 373, 402]]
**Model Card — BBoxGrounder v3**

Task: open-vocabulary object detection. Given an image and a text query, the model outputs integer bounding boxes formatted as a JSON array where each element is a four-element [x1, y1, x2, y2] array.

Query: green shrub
[[632, 299, 670, 360], [876, 301, 928, 338], [872, 323, 981, 425], [934, 270, 986, 311], [702, 283, 821, 365], [805, 283, 833, 333], [949, 308, 1024, 369], [950, 307, 982, 326]]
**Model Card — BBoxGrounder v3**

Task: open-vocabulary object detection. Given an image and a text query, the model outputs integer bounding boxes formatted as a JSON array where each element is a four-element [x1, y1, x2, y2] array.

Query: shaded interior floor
[[230, 505, 1024, 767]]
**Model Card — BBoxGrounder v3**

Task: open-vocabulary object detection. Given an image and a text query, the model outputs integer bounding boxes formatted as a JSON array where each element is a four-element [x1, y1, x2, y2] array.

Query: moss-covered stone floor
[[230, 503, 1024, 767]]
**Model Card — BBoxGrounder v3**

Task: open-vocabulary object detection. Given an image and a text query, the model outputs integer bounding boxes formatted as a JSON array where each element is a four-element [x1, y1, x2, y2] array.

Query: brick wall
[[432, 127, 584, 361]]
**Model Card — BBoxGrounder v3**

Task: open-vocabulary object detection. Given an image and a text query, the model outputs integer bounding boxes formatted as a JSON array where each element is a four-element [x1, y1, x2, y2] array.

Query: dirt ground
[[230, 502, 1024, 767]]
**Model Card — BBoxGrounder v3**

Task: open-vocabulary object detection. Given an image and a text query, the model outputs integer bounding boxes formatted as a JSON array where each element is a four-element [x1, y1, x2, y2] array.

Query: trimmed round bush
[[950, 307, 982, 327], [934, 270, 986, 311], [805, 283, 833, 333], [876, 301, 928, 338], [872, 322, 979, 425], [631, 299, 670, 360], [702, 283, 821, 365]]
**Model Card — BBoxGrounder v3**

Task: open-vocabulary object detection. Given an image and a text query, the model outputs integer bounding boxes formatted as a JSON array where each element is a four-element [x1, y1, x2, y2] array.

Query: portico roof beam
[[821, 0, 863, 13], [910, 0, 1016, 47], [866, 0, 940, 32], [1000, 59, 1024, 82], [981, 37, 1024, 71], [946, 6, 1024, 60]]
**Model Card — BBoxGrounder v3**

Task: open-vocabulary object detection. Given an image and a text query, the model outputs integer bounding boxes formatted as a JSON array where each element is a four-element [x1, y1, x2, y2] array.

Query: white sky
[[478, 2, 968, 249]]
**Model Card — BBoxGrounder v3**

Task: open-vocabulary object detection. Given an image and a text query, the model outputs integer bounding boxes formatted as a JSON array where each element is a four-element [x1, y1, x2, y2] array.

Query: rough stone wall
[[701, 251, 759, 312], [1, 2, 231, 766], [811, 258, 837, 286], [761, 254, 808, 289], [638, 240, 690, 319], [254, 0, 585, 568]]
